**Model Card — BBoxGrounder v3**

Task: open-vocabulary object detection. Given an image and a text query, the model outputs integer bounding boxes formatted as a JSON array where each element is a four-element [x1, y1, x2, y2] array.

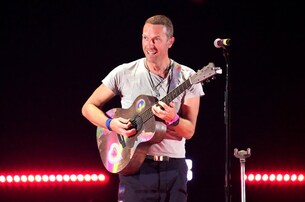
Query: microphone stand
[[222, 46, 232, 202], [234, 148, 251, 202]]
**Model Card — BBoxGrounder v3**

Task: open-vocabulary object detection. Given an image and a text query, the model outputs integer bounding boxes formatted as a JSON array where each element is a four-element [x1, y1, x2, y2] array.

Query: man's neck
[[145, 58, 171, 78]]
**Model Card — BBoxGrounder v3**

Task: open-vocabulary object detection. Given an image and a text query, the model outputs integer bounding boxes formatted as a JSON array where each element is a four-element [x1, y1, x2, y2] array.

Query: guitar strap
[[169, 61, 182, 92]]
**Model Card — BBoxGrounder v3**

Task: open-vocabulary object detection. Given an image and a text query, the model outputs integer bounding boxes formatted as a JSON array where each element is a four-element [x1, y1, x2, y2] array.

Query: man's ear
[[168, 37, 175, 48]]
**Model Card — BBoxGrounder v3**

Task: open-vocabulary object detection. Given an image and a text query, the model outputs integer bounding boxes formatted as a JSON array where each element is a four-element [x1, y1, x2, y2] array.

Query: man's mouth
[[147, 50, 157, 55]]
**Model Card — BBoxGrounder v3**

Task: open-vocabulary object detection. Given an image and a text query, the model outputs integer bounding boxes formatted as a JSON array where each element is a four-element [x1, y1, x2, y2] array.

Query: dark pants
[[118, 158, 188, 202]]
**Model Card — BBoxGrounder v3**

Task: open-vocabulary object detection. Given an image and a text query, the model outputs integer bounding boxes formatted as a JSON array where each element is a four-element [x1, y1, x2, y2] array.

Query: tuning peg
[[211, 76, 216, 80]]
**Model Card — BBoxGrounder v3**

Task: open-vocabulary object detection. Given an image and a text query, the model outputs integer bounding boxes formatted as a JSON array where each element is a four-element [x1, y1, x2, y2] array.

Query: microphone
[[214, 38, 231, 48]]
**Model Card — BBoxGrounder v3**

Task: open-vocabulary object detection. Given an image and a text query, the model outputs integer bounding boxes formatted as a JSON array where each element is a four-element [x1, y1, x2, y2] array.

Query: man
[[82, 15, 204, 202]]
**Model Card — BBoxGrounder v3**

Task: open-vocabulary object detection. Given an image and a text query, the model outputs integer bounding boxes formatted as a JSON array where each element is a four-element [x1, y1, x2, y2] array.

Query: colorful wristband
[[106, 118, 113, 131], [166, 114, 180, 126]]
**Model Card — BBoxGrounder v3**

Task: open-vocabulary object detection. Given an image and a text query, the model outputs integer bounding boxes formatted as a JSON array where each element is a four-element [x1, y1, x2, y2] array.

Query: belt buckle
[[153, 155, 169, 161]]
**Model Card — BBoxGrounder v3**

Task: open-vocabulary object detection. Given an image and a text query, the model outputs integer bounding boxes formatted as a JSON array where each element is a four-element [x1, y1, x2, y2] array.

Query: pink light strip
[[245, 173, 304, 183]]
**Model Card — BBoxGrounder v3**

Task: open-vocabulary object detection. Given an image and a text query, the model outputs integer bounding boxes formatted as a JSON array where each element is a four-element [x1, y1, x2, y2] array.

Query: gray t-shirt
[[102, 58, 204, 158]]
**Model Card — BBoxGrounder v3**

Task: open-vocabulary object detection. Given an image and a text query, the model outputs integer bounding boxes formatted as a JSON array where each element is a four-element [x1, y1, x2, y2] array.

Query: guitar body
[[96, 95, 167, 175]]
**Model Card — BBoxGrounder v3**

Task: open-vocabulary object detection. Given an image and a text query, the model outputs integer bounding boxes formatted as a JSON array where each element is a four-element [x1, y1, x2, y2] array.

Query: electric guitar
[[96, 63, 222, 175]]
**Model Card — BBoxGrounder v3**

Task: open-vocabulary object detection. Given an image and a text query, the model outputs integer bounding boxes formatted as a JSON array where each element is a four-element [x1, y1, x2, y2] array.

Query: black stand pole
[[223, 47, 232, 202]]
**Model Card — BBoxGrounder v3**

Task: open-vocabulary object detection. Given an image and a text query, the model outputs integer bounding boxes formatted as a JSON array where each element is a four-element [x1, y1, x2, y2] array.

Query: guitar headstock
[[190, 62, 222, 84]]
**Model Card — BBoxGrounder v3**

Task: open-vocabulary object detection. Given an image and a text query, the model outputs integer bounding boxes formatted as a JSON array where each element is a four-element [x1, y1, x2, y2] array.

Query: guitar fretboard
[[161, 79, 192, 105], [139, 79, 192, 124]]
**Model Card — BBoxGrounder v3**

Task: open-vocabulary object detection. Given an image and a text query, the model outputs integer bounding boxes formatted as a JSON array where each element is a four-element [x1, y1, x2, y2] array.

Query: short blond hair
[[145, 15, 174, 38]]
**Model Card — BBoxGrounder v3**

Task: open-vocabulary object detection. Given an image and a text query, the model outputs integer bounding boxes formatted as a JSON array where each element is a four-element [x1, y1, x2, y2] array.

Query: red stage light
[[276, 174, 283, 182], [56, 174, 63, 182], [13, 175, 20, 183], [63, 174, 70, 182], [21, 175, 27, 182], [7, 175, 13, 183], [42, 175, 49, 182], [49, 175, 56, 182], [0, 176, 5, 183], [70, 174, 77, 182], [245, 173, 305, 184], [77, 174, 84, 181], [262, 174, 268, 181], [35, 175, 42, 182], [291, 174, 297, 181], [248, 174, 254, 181], [28, 175, 35, 182], [284, 174, 290, 182], [255, 174, 261, 181], [84, 174, 91, 182]]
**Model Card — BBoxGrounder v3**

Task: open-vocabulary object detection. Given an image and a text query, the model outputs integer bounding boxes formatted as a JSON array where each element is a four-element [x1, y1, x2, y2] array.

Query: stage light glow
[[56, 175, 63, 182], [245, 173, 305, 184], [98, 174, 106, 181], [85, 174, 91, 181], [35, 175, 42, 182], [49, 175, 56, 182], [255, 174, 261, 181], [269, 174, 276, 181], [14, 175, 21, 183], [63, 174, 70, 182], [291, 174, 297, 181], [186, 159, 193, 170], [262, 174, 268, 181], [0, 175, 5, 183], [248, 174, 254, 181], [70, 174, 77, 182], [42, 175, 49, 182], [7, 175, 13, 183], [186, 159, 193, 181], [21, 175, 27, 182], [4, 170, 304, 187], [77, 174, 84, 181], [91, 174, 98, 181], [276, 174, 283, 181], [0, 159, 193, 186], [28, 175, 34, 182], [284, 174, 290, 182]]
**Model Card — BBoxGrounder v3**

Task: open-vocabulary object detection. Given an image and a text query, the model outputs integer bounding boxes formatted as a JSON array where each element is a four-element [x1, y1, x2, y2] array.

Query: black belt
[[145, 155, 171, 162]]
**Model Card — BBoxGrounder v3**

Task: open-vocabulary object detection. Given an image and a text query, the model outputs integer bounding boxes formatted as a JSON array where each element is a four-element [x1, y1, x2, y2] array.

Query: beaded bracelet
[[106, 118, 113, 131]]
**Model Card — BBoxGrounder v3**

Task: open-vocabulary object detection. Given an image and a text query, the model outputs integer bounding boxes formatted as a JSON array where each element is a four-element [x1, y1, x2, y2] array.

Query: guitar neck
[[160, 79, 192, 105], [140, 79, 192, 124], [141, 63, 221, 123]]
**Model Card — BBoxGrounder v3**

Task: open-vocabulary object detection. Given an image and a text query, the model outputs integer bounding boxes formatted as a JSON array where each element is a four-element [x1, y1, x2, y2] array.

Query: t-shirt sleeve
[[101, 65, 123, 96]]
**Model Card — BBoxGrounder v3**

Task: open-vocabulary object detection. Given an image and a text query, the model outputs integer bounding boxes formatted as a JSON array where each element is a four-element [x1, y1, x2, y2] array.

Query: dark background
[[1, 0, 304, 201]]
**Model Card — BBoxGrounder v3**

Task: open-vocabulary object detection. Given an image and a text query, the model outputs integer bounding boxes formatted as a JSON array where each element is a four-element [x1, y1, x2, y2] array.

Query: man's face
[[142, 23, 174, 63]]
